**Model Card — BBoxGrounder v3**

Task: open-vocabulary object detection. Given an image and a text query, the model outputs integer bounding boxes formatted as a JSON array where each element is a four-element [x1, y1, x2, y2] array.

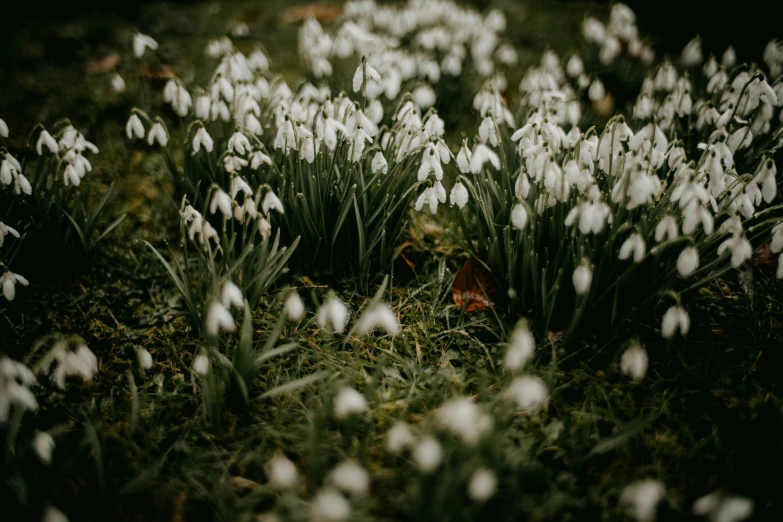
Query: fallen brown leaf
[[140, 64, 177, 79], [281, 4, 343, 24], [592, 92, 615, 119], [88, 52, 120, 74], [452, 258, 496, 312]]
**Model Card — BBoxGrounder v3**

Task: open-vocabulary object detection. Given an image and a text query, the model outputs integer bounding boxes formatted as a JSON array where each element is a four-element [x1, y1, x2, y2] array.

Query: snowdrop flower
[[125, 114, 144, 140], [722, 46, 737, 69], [572, 261, 592, 296], [437, 396, 493, 446], [619, 233, 646, 263], [227, 132, 251, 155], [42, 506, 69, 522], [371, 151, 388, 174], [206, 301, 235, 336], [221, 281, 244, 310], [1, 269, 29, 301], [510, 202, 528, 230], [146, 121, 168, 147], [418, 144, 444, 181], [505, 375, 548, 411], [620, 343, 648, 381], [192, 127, 214, 154], [468, 468, 498, 502], [355, 303, 399, 336], [133, 32, 158, 59], [504, 319, 535, 371], [620, 479, 666, 522], [478, 116, 499, 146], [284, 292, 305, 321], [717, 234, 752, 268], [192, 352, 209, 376], [566, 55, 584, 77], [414, 186, 441, 214], [693, 492, 753, 522], [317, 294, 349, 334], [449, 182, 469, 209], [771, 223, 783, 253], [265, 453, 299, 489], [250, 150, 272, 169], [312, 488, 351, 522], [655, 216, 679, 243], [352, 59, 382, 94], [754, 158, 777, 203], [0, 118, 8, 138], [456, 143, 472, 173], [33, 431, 55, 464], [36, 130, 58, 155], [681, 36, 703, 67], [136, 346, 153, 370], [588, 79, 606, 102], [328, 460, 370, 496], [0, 222, 20, 248], [470, 144, 500, 174], [412, 436, 443, 473], [662, 306, 690, 339], [0, 356, 38, 422], [262, 190, 284, 215], [411, 85, 436, 109], [677, 247, 700, 277], [209, 189, 232, 219], [386, 421, 414, 454], [110, 73, 126, 93], [333, 386, 367, 419]]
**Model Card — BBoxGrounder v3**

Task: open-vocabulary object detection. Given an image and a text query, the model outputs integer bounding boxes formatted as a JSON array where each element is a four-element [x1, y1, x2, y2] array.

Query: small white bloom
[[412, 436, 443, 473], [371, 151, 388, 174], [572, 262, 592, 296], [0, 222, 20, 248], [209, 189, 233, 219], [265, 453, 299, 489], [312, 488, 351, 522], [262, 191, 284, 215], [619, 233, 646, 263], [436, 396, 493, 446], [717, 234, 752, 268], [328, 460, 370, 496], [206, 301, 235, 336], [386, 421, 414, 454], [125, 114, 144, 140], [693, 492, 753, 522], [511, 202, 528, 230], [32, 431, 55, 464], [317, 295, 349, 334], [284, 292, 305, 321], [0, 118, 8, 138], [450, 182, 469, 209], [42, 506, 69, 522], [504, 319, 535, 371], [677, 247, 700, 277], [136, 347, 153, 370], [468, 468, 498, 502], [193, 353, 209, 376], [146, 122, 168, 147], [221, 281, 244, 310], [333, 386, 367, 419], [133, 33, 158, 59], [661, 306, 689, 339], [588, 79, 606, 102], [620, 343, 648, 381], [192, 127, 214, 154], [620, 480, 666, 522], [110, 73, 126, 93], [2, 270, 30, 301], [355, 303, 399, 336], [505, 375, 548, 411], [36, 130, 58, 155]]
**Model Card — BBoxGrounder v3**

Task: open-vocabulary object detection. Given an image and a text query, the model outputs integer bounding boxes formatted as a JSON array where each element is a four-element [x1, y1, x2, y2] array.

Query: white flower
[[572, 262, 592, 296], [619, 233, 646, 263], [284, 292, 305, 321], [693, 492, 753, 522], [33, 431, 55, 464], [0, 118, 8, 138], [209, 189, 233, 219], [193, 353, 209, 376], [677, 247, 699, 277], [0, 356, 38, 421], [34, 340, 97, 389], [147, 122, 168, 147], [265, 453, 299, 489], [206, 301, 236, 336], [312, 488, 351, 522], [250, 150, 273, 169], [133, 33, 158, 59], [1, 270, 29, 301], [620, 343, 648, 381], [221, 281, 244, 310], [468, 468, 498, 502], [504, 375, 548, 411], [371, 151, 388, 174], [227, 132, 251, 155], [262, 191, 284, 215], [412, 436, 443, 473], [450, 182, 469, 209], [328, 460, 370, 496], [411, 85, 436, 109], [456, 144, 472, 174], [436, 396, 493, 446], [125, 114, 144, 140], [681, 36, 703, 67], [470, 144, 500, 174], [620, 480, 666, 522], [192, 127, 214, 154], [110, 73, 126, 93], [511, 203, 528, 230], [661, 306, 689, 339], [717, 234, 752, 268], [386, 421, 414, 454], [504, 319, 535, 371], [655, 216, 679, 243], [36, 130, 58, 155], [352, 60, 381, 93], [0, 222, 20, 248], [588, 79, 606, 102], [317, 295, 350, 334], [566, 55, 584, 77], [333, 386, 367, 419], [42, 506, 69, 522], [136, 347, 153, 370], [355, 303, 399, 336]]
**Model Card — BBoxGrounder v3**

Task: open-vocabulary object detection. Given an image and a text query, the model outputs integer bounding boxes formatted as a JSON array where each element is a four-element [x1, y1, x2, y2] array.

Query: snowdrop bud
[[110, 73, 126, 93], [221, 281, 244, 310], [662, 306, 689, 338], [677, 247, 699, 277], [456, 144, 472, 174], [413, 436, 443, 473], [619, 480, 666, 522], [136, 347, 153, 370], [505, 375, 548, 411], [262, 190, 284, 215], [386, 421, 414, 454], [125, 114, 144, 140], [258, 216, 271, 238], [147, 122, 168, 147], [511, 202, 528, 230], [333, 386, 367, 419], [588, 79, 606, 102], [703, 56, 718, 78], [504, 319, 535, 371], [619, 233, 646, 263], [317, 295, 349, 334], [42, 506, 69, 522], [468, 468, 497, 502], [312, 488, 351, 522], [450, 182, 469, 209], [284, 292, 305, 321], [133, 33, 158, 59], [206, 301, 236, 336], [0, 118, 8, 138], [371, 151, 388, 174], [355, 303, 400, 336], [566, 55, 584, 77], [193, 353, 209, 375], [33, 431, 55, 464], [265, 454, 299, 489], [411, 85, 436, 109], [36, 130, 58, 155], [328, 460, 370, 496], [620, 343, 648, 381], [722, 46, 737, 69], [572, 262, 592, 295], [681, 36, 703, 67]]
